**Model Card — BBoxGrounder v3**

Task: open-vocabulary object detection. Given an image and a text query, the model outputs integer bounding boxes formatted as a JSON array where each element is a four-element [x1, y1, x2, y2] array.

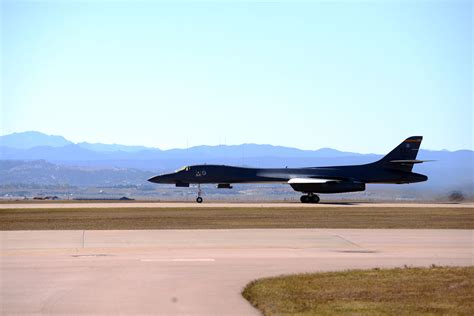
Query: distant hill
[[0, 160, 154, 187], [0, 131, 357, 157], [77, 142, 152, 153], [0, 131, 367, 166], [0, 131, 72, 149], [0, 131, 154, 153]]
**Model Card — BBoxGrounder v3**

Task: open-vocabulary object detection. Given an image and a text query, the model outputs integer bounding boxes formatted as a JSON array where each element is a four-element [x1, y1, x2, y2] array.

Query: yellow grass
[[0, 206, 472, 230], [242, 266, 474, 315]]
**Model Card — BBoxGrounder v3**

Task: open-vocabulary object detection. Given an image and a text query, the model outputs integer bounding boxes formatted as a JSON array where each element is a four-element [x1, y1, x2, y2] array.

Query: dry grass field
[[0, 206, 472, 230], [242, 266, 474, 316]]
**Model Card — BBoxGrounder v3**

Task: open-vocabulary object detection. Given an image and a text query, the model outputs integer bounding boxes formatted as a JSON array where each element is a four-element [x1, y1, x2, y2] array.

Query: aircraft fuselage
[[149, 164, 427, 185], [148, 136, 429, 203]]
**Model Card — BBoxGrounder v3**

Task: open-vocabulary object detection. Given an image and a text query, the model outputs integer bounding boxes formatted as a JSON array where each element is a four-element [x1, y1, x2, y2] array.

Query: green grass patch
[[0, 206, 473, 230], [242, 266, 474, 316]]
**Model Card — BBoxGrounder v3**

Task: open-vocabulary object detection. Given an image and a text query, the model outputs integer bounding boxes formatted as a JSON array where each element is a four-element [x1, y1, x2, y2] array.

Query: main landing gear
[[300, 193, 320, 204], [196, 183, 203, 203]]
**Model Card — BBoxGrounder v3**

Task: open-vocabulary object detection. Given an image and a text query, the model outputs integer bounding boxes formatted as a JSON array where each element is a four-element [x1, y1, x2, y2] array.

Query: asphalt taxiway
[[1, 229, 472, 315]]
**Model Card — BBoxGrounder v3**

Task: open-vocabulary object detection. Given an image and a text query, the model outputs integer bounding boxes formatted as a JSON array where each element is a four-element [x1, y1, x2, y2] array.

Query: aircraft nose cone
[[147, 175, 161, 183], [148, 172, 176, 184], [419, 174, 428, 182], [148, 174, 170, 183]]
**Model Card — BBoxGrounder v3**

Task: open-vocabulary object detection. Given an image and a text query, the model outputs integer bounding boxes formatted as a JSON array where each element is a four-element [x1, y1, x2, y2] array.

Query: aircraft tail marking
[[376, 136, 424, 172]]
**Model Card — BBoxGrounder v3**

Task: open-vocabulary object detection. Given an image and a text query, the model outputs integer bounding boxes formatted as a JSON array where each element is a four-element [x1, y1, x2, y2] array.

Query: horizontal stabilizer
[[389, 160, 434, 164]]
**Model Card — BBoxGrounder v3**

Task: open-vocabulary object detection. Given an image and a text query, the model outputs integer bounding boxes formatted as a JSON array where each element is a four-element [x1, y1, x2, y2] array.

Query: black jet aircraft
[[148, 136, 428, 203]]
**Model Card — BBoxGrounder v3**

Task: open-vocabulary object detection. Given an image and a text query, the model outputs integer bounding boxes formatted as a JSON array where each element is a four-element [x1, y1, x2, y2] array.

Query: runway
[[1, 229, 472, 315], [0, 201, 472, 209]]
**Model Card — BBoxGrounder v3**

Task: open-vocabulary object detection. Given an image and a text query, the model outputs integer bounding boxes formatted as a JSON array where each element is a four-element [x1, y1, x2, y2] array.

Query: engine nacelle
[[290, 181, 365, 193]]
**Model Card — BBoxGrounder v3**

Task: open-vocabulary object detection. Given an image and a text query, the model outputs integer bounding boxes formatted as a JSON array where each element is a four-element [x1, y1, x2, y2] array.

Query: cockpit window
[[175, 166, 191, 172]]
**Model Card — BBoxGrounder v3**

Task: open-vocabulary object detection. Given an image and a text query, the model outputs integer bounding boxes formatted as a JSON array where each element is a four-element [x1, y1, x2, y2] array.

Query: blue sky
[[1, 0, 472, 153]]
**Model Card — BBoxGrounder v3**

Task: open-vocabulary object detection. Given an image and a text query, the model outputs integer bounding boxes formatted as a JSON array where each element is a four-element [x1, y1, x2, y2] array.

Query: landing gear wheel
[[300, 195, 309, 203], [309, 195, 320, 203], [300, 194, 320, 204], [195, 183, 203, 203]]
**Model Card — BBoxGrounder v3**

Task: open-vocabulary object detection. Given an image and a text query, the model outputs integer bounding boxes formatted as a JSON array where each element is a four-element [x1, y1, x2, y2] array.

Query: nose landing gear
[[300, 193, 320, 204], [196, 184, 203, 203]]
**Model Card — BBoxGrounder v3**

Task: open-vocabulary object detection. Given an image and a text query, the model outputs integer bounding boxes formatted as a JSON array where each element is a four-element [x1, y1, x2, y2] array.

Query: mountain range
[[0, 131, 473, 195], [0, 131, 382, 172], [0, 131, 358, 161]]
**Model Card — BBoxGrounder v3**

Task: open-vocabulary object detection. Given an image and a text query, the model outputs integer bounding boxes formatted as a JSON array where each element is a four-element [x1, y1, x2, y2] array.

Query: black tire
[[310, 195, 320, 203], [196, 197, 203, 203], [300, 195, 309, 203]]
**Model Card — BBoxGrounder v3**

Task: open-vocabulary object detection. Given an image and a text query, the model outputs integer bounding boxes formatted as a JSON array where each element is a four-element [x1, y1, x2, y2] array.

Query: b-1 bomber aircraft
[[148, 136, 428, 203]]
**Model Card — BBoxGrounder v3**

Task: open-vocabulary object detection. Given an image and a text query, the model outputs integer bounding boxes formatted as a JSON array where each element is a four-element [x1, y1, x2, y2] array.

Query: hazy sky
[[1, 0, 472, 153]]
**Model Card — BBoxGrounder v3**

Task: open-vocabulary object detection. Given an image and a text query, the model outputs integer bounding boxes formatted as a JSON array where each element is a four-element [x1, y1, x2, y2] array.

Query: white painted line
[[171, 258, 215, 262], [140, 258, 215, 262]]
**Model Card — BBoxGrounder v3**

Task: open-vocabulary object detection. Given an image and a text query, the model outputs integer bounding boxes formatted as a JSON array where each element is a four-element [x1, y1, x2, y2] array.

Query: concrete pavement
[[1, 229, 472, 315]]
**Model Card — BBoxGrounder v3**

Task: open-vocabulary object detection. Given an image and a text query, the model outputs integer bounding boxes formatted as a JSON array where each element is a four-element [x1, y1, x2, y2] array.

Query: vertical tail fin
[[376, 136, 423, 172]]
